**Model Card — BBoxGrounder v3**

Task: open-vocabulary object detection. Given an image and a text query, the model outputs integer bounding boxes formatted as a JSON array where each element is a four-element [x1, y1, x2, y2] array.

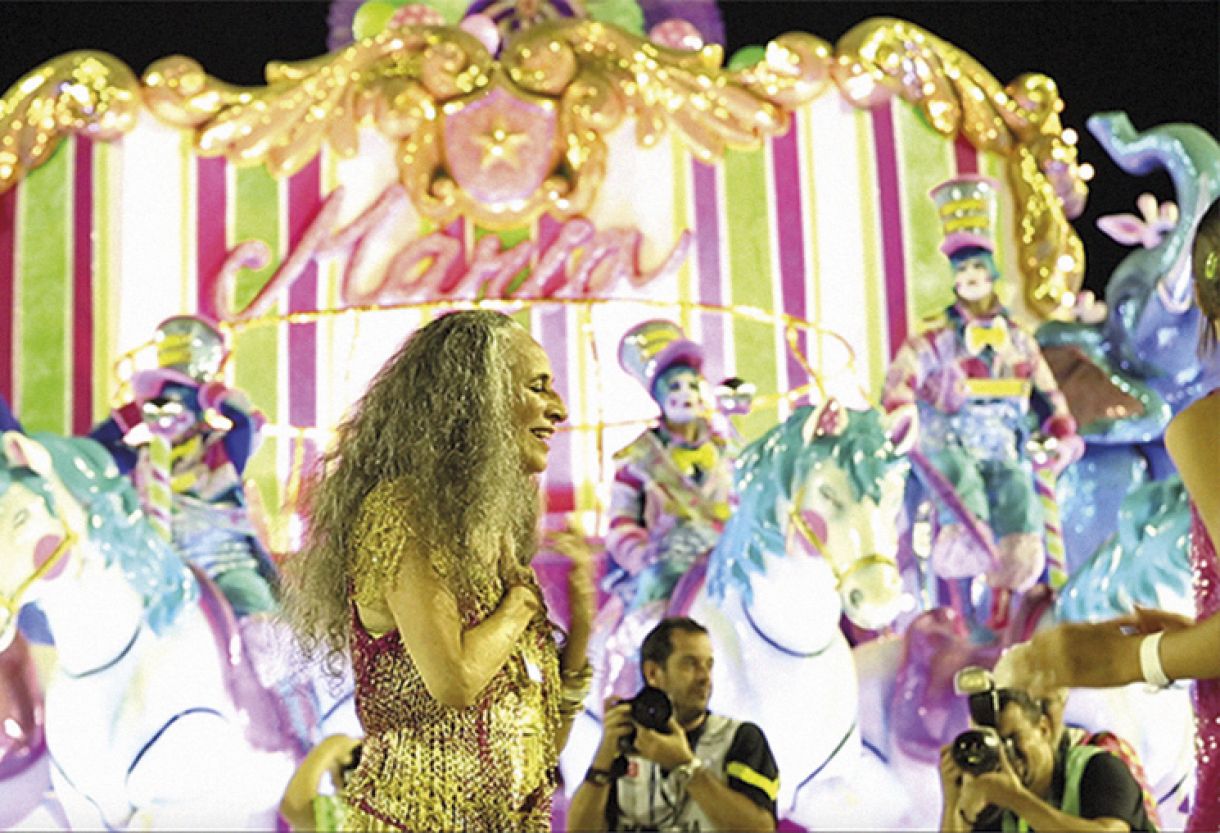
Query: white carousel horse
[[560, 400, 918, 828], [0, 431, 301, 830]]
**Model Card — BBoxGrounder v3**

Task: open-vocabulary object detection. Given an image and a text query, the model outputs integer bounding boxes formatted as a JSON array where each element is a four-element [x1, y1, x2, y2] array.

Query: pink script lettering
[[209, 185, 692, 322]]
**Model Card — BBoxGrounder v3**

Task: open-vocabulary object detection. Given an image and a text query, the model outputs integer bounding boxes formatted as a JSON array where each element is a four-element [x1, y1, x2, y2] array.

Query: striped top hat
[[132, 315, 228, 402], [618, 320, 704, 400], [929, 175, 1000, 257]]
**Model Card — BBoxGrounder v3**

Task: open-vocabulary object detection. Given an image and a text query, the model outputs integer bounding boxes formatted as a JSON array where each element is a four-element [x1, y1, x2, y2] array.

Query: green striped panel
[[93, 140, 114, 421], [723, 146, 777, 441], [978, 151, 1014, 301], [231, 164, 281, 512], [894, 101, 957, 321], [17, 139, 72, 433], [671, 137, 695, 336]]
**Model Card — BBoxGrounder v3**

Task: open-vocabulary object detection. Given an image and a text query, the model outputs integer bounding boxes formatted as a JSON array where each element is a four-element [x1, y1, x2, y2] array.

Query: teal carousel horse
[[559, 400, 918, 828], [0, 431, 302, 830]]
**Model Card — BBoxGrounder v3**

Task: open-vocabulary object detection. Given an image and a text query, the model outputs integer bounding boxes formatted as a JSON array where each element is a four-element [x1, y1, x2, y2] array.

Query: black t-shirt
[[972, 744, 1153, 832], [605, 716, 779, 830]]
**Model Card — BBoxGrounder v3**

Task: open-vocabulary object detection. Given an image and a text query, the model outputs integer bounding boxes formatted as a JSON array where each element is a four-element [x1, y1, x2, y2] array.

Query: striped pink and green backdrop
[[0, 92, 1022, 544]]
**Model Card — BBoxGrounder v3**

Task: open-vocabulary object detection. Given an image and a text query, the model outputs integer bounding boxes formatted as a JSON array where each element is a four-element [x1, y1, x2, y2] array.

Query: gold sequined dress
[[342, 480, 562, 832]]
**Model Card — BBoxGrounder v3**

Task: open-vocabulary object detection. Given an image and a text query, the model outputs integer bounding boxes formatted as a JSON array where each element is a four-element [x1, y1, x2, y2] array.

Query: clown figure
[[882, 177, 1077, 630], [90, 315, 278, 616], [590, 320, 737, 701]]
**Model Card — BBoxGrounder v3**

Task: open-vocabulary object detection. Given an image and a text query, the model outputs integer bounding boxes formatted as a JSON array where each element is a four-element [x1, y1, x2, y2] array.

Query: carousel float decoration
[[9, 1, 1195, 830], [0, 10, 1087, 313]]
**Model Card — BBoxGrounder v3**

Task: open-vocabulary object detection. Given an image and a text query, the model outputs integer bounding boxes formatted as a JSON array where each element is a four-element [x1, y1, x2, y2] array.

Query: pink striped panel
[[0, 185, 15, 403], [71, 137, 94, 434], [538, 300, 575, 513], [871, 102, 909, 357], [532, 215, 574, 513], [770, 115, 809, 399], [195, 156, 228, 320], [954, 135, 979, 176], [287, 157, 321, 467], [691, 159, 726, 379]]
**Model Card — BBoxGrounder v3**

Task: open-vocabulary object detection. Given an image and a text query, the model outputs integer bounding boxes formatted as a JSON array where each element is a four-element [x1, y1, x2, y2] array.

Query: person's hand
[[320, 734, 361, 787], [633, 715, 695, 770], [545, 514, 596, 624], [995, 619, 1134, 696], [499, 527, 530, 584], [953, 773, 989, 828], [1121, 605, 1195, 634], [939, 743, 964, 799], [506, 583, 545, 625], [940, 744, 987, 829], [959, 738, 1027, 814], [593, 699, 635, 770]]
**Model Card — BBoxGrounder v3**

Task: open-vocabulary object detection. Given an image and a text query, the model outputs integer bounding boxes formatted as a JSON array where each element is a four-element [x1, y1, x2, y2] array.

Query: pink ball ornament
[[388, 3, 447, 28], [649, 18, 704, 51], [459, 13, 501, 54]]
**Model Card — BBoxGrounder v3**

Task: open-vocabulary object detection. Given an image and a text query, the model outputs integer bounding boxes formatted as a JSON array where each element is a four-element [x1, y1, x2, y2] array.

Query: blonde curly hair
[[280, 310, 541, 677]]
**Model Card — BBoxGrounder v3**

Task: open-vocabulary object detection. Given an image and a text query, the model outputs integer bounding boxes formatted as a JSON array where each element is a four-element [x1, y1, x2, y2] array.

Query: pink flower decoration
[[388, 3, 446, 28], [649, 18, 704, 51]]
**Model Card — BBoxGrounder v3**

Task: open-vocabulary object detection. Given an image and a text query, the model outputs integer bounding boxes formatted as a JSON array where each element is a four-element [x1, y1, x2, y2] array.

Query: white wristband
[[1139, 632, 1172, 688]]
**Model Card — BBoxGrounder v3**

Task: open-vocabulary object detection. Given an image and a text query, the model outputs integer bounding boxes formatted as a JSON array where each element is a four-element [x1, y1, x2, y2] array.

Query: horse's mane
[[706, 405, 902, 603], [26, 433, 197, 633], [1056, 475, 1192, 621]]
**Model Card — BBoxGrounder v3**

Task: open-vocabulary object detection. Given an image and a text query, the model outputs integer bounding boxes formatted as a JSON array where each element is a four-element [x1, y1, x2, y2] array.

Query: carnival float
[[0, 0, 1216, 829]]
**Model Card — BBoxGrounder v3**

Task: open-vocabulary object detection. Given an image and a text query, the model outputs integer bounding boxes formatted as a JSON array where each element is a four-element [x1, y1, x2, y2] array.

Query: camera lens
[[951, 729, 1003, 776], [629, 686, 673, 732]]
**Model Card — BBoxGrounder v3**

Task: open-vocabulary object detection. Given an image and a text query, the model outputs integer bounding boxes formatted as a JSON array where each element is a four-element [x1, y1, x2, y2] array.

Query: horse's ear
[[1, 431, 54, 476], [881, 404, 918, 456], [801, 398, 848, 443]]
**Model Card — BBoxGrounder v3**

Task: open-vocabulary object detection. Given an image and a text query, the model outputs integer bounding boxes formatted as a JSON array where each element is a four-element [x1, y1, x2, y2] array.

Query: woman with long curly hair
[[281, 310, 595, 831]]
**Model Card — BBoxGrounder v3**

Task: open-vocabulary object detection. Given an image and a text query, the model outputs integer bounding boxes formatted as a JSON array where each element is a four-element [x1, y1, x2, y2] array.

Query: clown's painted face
[[140, 387, 199, 443], [953, 255, 995, 304], [655, 366, 704, 425]]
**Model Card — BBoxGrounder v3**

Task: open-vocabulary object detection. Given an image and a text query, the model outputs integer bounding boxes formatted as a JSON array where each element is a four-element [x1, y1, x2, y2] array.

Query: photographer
[[567, 617, 778, 832], [939, 687, 1153, 832]]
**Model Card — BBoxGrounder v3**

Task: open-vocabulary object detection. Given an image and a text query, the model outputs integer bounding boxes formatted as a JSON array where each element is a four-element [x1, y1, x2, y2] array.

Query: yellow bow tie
[[964, 318, 1009, 355], [671, 442, 719, 477]]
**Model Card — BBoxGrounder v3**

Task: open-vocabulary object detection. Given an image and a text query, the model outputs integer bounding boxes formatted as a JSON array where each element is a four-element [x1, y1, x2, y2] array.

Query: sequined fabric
[[1189, 504, 1220, 832], [342, 479, 562, 832]]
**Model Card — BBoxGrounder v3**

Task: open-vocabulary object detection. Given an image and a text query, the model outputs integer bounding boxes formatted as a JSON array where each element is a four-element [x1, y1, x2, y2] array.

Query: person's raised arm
[[383, 531, 541, 708], [545, 517, 596, 751], [999, 609, 1220, 694]]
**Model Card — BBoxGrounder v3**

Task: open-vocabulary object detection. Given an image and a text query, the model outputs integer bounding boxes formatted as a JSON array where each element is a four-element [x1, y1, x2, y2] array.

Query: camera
[[949, 666, 1014, 775], [617, 685, 673, 755]]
